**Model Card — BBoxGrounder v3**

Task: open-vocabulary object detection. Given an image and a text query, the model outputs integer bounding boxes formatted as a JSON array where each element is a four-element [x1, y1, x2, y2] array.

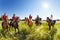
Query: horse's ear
[[17, 17, 19, 18], [17, 17, 19, 19]]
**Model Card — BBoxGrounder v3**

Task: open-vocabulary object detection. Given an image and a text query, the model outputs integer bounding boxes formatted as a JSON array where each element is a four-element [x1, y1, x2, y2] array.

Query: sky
[[0, 0, 60, 20]]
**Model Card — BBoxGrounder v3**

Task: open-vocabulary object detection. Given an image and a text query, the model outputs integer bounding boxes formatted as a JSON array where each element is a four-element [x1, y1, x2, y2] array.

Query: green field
[[0, 21, 60, 40]]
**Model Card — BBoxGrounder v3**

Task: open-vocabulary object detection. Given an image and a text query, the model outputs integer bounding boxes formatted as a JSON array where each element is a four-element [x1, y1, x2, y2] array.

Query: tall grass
[[0, 21, 60, 40]]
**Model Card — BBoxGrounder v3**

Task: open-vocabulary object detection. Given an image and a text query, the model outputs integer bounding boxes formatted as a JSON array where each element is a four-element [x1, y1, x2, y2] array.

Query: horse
[[24, 17, 33, 28], [2, 20, 9, 32], [24, 17, 28, 25], [35, 16, 42, 26], [28, 19, 33, 27], [46, 17, 56, 30], [9, 17, 19, 33]]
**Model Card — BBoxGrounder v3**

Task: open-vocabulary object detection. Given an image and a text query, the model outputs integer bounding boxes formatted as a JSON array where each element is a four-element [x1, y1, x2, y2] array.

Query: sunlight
[[42, 2, 49, 9]]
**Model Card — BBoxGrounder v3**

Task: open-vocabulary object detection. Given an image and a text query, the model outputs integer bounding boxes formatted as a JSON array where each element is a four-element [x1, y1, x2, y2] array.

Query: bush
[[55, 31, 60, 40], [49, 28, 57, 40]]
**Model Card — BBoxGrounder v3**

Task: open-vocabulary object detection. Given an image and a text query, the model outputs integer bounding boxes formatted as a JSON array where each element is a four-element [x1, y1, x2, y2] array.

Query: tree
[[0, 17, 2, 20]]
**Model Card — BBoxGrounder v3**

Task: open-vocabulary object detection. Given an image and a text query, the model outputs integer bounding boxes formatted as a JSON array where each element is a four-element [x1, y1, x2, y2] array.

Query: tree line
[[0, 17, 60, 21]]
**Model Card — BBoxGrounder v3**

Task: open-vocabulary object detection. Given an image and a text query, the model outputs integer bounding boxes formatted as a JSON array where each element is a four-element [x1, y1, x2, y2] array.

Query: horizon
[[0, 0, 60, 20]]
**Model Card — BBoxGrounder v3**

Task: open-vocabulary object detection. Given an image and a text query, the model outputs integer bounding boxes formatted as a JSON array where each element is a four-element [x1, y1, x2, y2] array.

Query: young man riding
[[50, 14, 54, 24], [29, 14, 32, 20], [12, 14, 19, 33], [2, 13, 8, 27], [12, 14, 17, 25], [35, 15, 41, 26], [28, 14, 33, 27]]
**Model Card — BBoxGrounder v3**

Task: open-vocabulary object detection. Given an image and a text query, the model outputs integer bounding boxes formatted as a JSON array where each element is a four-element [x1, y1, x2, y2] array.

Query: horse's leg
[[14, 28, 16, 33], [36, 22, 38, 26], [17, 27, 19, 33], [29, 25, 31, 29], [2, 22, 4, 31], [17, 25, 19, 32], [16, 25, 19, 33], [49, 25, 51, 30], [16, 23, 19, 33], [9, 26, 10, 31], [2, 22, 3, 28], [5, 26, 8, 33], [2, 22, 5, 32], [52, 24, 54, 29], [14, 27, 16, 33], [7, 26, 8, 32], [8, 23, 11, 31]]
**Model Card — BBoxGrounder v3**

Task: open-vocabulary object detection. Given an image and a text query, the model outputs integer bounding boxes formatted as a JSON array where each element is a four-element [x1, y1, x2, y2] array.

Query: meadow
[[0, 21, 60, 40]]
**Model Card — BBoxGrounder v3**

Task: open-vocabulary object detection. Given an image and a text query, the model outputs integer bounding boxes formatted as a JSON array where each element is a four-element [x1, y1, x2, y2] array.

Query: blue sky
[[0, 0, 60, 20]]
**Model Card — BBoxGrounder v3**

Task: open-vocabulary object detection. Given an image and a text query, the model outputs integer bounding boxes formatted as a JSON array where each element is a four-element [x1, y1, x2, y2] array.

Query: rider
[[28, 14, 33, 26], [12, 14, 17, 24], [36, 15, 40, 20], [29, 14, 32, 20], [2, 13, 8, 26], [35, 15, 41, 25], [50, 14, 53, 24]]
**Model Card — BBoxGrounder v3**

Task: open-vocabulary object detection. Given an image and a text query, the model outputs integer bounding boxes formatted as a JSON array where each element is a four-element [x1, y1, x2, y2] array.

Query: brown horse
[[25, 17, 28, 25], [25, 17, 33, 27], [2, 20, 9, 32], [46, 17, 56, 30], [28, 19, 33, 27]]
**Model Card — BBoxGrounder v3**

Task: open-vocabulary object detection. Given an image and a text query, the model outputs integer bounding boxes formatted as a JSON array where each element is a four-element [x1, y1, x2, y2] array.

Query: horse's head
[[25, 17, 28, 21], [10, 19, 13, 21], [16, 17, 19, 19], [16, 17, 19, 22], [46, 17, 51, 23], [40, 18, 42, 21], [47, 17, 49, 20], [53, 20, 56, 24]]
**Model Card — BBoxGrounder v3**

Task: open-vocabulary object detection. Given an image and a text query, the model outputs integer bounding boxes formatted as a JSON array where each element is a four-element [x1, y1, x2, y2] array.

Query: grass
[[0, 21, 60, 40]]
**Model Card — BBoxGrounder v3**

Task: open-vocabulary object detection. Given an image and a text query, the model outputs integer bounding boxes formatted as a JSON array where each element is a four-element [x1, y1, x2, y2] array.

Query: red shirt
[[2, 15, 8, 21], [12, 16, 16, 21]]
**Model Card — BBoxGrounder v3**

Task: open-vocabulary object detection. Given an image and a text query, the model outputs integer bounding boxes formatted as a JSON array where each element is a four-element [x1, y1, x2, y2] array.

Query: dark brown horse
[[46, 17, 56, 30], [35, 15, 42, 26], [9, 17, 19, 33]]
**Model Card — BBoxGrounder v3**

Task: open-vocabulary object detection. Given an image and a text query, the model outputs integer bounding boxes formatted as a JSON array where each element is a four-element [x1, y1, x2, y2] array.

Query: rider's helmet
[[4, 13, 6, 16], [51, 14, 53, 18], [37, 15, 39, 18], [13, 14, 15, 16]]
